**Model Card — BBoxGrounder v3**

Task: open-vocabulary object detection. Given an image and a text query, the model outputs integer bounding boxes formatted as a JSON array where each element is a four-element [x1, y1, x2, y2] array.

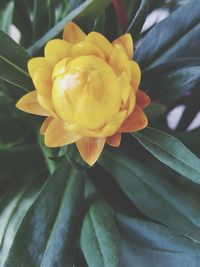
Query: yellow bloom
[[16, 22, 150, 165]]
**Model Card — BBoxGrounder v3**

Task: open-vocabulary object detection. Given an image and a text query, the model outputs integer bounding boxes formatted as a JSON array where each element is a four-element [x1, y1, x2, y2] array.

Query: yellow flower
[[16, 22, 150, 165]]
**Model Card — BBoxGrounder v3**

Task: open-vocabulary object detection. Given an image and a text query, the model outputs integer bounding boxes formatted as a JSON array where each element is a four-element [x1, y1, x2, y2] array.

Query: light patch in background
[[9, 24, 21, 43], [167, 105, 185, 130], [188, 112, 200, 131], [167, 105, 200, 131], [141, 9, 169, 33]]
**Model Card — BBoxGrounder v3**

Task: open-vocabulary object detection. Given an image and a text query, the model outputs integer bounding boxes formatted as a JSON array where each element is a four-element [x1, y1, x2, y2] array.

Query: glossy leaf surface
[[4, 161, 84, 267]]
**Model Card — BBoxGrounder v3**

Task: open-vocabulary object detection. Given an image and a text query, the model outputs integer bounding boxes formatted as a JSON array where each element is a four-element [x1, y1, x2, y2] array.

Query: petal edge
[[76, 137, 105, 166], [119, 105, 148, 133], [16, 91, 48, 116], [45, 119, 81, 147], [113, 33, 133, 59], [63, 22, 86, 44], [106, 132, 121, 147]]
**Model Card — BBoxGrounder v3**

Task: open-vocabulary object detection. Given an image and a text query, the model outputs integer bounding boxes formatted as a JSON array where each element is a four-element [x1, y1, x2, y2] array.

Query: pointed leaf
[[118, 214, 200, 253], [0, 31, 32, 90], [135, 0, 200, 70], [0, 1, 14, 33], [127, 0, 150, 40], [100, 149, 200, 242], [80, 200, 120, 267], [28, 0, 112, 55], [118, 215, 200, 267], [33, 0, 55, 40], [145, 66, 200, 103], [133, 127, 200, 184], [4, 161, 84, 267], [0, 176, 46, 266]]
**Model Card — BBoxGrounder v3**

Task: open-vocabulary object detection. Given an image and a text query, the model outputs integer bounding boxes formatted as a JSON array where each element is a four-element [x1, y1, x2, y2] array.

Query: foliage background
[[1, 0, 200, 266]]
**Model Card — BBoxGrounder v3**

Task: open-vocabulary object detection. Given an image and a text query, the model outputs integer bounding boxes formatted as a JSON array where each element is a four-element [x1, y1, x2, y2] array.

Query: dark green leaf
[[74, 0, 112, 30], [13, 0, 33, 47], [127, 0, 150, 40], [0, 176, 46, 266], [69, 0, 85, 11], [0, 145, 45, 182], [176, 85, 200, 131], [118, 214, 200, 252], [135, 0, 200, 70], [100, 148, 200, 242], [0, 31, 32, 90], [144, 67, 200, 103], [142, 58, 200, 82], [133, 127, 200, 184], [0, 0, 14, 33], [28, 0, 112, 55], [176, 128, 200, 158], [144, 103, 166, 121], [4, 161, 84, 267], [118, 215, 200, 267], [33, 0, 55, 40], [80, 198, 120, 267]]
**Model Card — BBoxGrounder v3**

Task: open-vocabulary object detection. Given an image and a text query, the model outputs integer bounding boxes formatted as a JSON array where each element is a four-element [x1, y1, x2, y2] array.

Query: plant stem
[[113, 0, 128, 32]]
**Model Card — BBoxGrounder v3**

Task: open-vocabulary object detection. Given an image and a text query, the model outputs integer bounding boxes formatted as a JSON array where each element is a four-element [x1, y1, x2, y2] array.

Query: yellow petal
[[85, 32, 113, 59], [118, 71, 132, 104], [63, 21, 86, 44], [109, 44, 131, 79], [113, 33, 133, 59], [76, 137, 105, 166], [72, 41, 105, 60], [126, 90, 136, 116], [40, 117, 53, 135], [136, 90, 151, 109], [45, 119, 81, 147], [16, 91, 48, 116], [28, 57, 52, 78], [130, 61, 141, 92], [37, 94, 57, 118], [52, 58, 71, 80], [32, 68, 52, 95], [119, 105, 148, 133], [52, 55, 121, 126], [44, 39, 72, 65], [102, 111, 126, 137], [106, 132, 121, 147], [32, 68, 55, 116]]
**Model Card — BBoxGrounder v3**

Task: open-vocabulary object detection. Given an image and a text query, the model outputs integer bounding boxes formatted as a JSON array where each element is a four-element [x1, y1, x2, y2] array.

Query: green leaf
[[118, 214, 200, 252], [118, 214, 200, 267], [144, 103, 166, 121], [13, 0, 33, 47], [132, 127, 200, 184], [38, 135, 58, 175], [0, 145, 45, 182], [127, 0, 150, 40], [0, 176, 46, 266], [0, 0, 14, 33], [69, 0, 85, 11], [176, 128, 200, 158], [4, 161, 84, 267], [33, 0, 55, 40], [142, 58, 200, 81], [80, 198, 120, 267], [28, 0, 112, 55], [144, 66, 200, 103], [100, 149, 200, 242], [0, 31, 32, 90], [135, 0, 200, 70], [74, 0, 112, 30]]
